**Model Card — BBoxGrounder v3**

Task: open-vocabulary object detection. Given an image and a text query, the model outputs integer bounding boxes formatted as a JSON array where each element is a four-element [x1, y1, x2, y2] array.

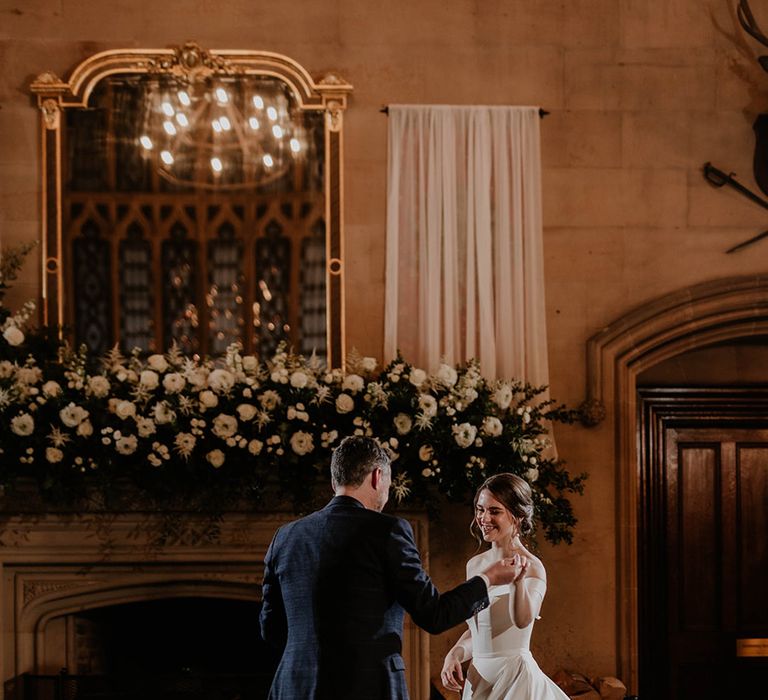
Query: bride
[[440, 473, 569, 700]]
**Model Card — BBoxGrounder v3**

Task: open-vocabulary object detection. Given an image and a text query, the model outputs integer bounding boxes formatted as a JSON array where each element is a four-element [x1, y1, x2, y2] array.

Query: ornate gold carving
[[146, 42, 234, 82], [318, 72, 347, 87], [41, 99, 60, 130], [326, 100, 344, 132], [32, 71, 63, 85]]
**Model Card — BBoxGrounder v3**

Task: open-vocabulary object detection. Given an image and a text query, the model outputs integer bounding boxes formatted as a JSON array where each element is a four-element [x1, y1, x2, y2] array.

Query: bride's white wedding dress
[[461, 579, 569, 700]]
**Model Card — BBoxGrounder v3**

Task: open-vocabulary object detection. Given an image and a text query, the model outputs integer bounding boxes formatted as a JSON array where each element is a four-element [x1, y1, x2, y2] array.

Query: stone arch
[[22, 578, 261, 674], [583, 274, 768, 691]]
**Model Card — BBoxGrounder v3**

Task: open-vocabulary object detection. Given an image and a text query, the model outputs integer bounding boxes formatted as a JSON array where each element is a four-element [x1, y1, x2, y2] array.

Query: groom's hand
[[482, 553, 526, 586]]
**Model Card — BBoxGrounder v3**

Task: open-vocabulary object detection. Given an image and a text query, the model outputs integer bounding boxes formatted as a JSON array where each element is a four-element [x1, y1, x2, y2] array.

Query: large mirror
[[31, 43, 352, 366]]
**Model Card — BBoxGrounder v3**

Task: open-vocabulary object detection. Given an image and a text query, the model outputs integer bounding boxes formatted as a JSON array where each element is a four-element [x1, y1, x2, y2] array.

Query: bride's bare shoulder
[[466, 549, 494, 577]]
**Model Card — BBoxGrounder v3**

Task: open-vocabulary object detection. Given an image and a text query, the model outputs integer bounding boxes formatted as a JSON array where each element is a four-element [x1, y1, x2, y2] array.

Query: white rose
[[11, 413, 34, 436], [525, 467, 540, 483], [206, 449, 226, 468], [212, 414, 238, 439], [452, 422, 477, 448], [87, 375, 111, 398], [290, 431, 315, 456], [115, 400, 136, 420], [46, 447, 64, 463], [115, 435, 138, 455], [136, 417, 157, 438], [186, 369, 208, 390], [342, 374, 365, 393], [435, 364, 458, 388], [77, 420, 94, 437], [153, 401, 176, 425], [162, 372, 186, 393], [361, 357, 377, 373], [335, 393, 354, 414], [139, 370, 159, 390], [3, 325, 24, 346], [493, 384, 514, 410], [0, 361, 14, 378], [418, 394, 438, 417], [208, 368, 236, 393], [248, 439, 264, 455], [16, 367, 42, 385], [60, 403, 89, 428], [236, 403, 258, 421], [147, 354, 169, 373], [482, 416, 503, 437], [419, 444, 434, 461], [199, 390, 219, 409], [242, 355, 258, 372], [290, 371, 309, 388], [393, 413, 413, 435], [409, 368, 427, 388], [41, 381, 62, 397]]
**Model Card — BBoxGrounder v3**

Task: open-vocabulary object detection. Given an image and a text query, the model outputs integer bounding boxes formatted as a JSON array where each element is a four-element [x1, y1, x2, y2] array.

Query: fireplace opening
[[77, 597, 275, 676], [12, 597, 282, 699]]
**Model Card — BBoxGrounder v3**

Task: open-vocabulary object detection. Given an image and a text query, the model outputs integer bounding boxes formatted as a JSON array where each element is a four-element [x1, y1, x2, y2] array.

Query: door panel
[[638, 390, 768, 700], [665, 429, 768, 699]]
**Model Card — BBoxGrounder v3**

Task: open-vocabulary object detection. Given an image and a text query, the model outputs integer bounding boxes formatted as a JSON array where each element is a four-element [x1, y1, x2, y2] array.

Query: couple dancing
[[260, 436, 567, 700]]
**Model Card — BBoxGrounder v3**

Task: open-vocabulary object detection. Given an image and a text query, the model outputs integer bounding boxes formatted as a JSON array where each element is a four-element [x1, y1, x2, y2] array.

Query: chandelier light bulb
[[210, 157, 223, 172], [212, 119, 223, 133], [176, 113, 189, 127], [161, 101, 175, 116], [249, 117, 260, 130], [219, 116, 232, 131], [272, 125, 283, 139], [160, 150, 174, 165], [267, 106, 278, 121], [253, 95, 264, 109], [263, 154, 274, 167], [178, 91, 191, 106], [139, 135, 153, 150], [163, 120, 177, 136], [215, 87, 229, 104], [290, 138, 301, 153]]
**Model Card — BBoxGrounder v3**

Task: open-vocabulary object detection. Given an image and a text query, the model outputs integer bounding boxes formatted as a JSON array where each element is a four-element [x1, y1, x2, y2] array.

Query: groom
[[259, 435, 522, 699]]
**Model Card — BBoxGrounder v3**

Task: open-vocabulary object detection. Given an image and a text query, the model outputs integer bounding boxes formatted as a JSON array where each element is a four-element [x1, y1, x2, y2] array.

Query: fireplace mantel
[[0, 510, 430, 698]]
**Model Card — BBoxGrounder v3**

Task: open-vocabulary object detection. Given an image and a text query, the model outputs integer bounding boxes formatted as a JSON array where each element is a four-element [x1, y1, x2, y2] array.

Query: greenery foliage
[[0, 245, 586, 544]]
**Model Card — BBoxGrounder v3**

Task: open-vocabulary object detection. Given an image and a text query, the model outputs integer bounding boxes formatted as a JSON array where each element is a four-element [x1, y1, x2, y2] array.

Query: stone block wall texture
[[2, 0, 767, 686]]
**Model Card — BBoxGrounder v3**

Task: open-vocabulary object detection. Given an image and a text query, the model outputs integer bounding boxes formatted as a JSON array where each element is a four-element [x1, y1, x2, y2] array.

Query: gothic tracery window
[[63, 75, 327, 359]]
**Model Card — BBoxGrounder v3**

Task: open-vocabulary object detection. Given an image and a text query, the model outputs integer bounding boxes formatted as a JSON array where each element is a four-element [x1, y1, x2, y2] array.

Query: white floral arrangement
[[0, 249, 585, 545]]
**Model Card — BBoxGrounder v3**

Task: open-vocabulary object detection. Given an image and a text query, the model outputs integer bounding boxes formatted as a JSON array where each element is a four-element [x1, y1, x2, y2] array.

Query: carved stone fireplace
[[0, 511, 430, 698]]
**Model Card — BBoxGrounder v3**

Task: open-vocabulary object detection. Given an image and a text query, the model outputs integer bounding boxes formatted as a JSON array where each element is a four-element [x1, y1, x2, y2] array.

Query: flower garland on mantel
[[0, 248, 586, 545]]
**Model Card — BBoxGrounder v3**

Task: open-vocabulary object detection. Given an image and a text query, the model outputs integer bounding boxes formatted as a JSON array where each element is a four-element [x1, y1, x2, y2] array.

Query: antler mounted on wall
[[704, 0, 768, 252]]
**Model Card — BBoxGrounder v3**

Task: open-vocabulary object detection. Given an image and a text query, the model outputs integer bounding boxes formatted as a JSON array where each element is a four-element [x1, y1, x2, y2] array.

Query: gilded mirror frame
[[30, 43, 352, 367]]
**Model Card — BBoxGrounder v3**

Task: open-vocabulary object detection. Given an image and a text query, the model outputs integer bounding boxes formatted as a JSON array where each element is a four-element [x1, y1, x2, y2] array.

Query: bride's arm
[[509, 559, 547, 628], [441, 627, 472, 692]]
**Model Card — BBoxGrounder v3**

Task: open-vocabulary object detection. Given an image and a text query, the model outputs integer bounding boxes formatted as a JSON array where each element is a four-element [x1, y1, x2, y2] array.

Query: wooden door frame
[[636, 388, 768, 699], [581, 275, 768, 693]]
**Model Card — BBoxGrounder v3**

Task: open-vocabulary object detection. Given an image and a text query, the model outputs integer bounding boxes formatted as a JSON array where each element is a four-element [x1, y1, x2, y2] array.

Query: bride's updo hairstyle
[[470, 473, 535, 546]]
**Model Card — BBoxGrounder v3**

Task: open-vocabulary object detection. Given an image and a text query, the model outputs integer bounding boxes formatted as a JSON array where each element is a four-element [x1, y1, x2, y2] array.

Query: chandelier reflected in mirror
[[137, 75, 310, 190]]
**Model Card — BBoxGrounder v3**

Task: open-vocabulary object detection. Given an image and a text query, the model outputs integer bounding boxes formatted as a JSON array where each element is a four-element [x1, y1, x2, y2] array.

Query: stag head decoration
[[704, 0, 768, 252]]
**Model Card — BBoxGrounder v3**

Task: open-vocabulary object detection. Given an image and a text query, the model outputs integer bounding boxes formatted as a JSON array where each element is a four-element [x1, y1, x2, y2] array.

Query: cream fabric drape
[[384, 105, 549, 385]]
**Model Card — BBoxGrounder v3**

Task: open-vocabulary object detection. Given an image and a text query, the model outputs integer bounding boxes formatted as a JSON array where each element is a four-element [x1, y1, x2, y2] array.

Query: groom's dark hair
[[331, 436, 390, 489]]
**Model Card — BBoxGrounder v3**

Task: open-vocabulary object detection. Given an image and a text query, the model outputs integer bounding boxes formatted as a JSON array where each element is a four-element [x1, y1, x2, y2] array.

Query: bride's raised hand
[[440, 649, 465, 693]]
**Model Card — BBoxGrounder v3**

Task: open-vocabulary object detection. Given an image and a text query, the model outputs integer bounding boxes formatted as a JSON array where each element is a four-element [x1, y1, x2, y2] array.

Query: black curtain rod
[[380, 106, 549, 118]]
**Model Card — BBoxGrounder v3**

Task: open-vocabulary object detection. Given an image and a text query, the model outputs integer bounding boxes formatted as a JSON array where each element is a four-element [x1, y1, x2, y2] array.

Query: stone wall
[[2, 0, 768, 691]]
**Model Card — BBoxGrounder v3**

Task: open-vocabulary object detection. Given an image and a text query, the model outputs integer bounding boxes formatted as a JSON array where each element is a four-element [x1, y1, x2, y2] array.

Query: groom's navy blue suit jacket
[[259, 495, 490, 699]]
